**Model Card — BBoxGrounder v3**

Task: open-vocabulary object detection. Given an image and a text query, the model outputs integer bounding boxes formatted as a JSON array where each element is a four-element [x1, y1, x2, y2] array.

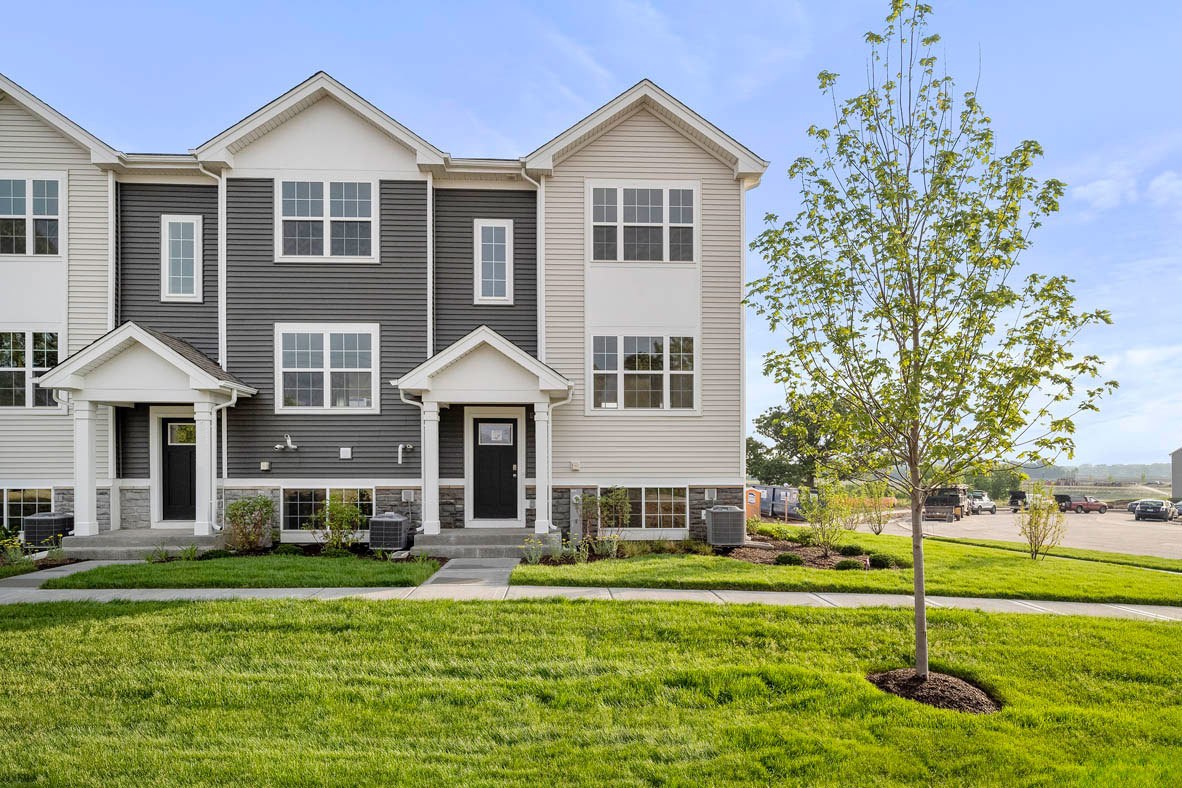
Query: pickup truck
[[1057, 495, 1108, 514]]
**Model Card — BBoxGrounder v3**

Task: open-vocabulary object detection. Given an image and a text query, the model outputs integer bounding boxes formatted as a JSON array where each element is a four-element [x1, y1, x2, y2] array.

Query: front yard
[[511, 528, 1182, 606], [42, 554, 439, 589], [0, 599, 1177, 786]]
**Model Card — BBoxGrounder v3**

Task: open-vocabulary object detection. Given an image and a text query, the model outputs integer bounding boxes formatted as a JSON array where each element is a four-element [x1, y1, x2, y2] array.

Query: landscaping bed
[[0, 600, 1178, 786]]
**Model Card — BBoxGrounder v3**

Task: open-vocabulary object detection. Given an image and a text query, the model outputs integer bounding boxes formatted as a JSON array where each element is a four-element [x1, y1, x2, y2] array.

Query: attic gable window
[[589, 181, 695, 264], [277, 179, 376, 262]]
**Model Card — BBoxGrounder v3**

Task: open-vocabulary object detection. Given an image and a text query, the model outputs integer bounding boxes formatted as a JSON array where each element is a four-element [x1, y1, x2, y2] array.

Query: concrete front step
[[61, 531, 223, 561], [410, 544, 536, 559], [410, 528, 560, 559]]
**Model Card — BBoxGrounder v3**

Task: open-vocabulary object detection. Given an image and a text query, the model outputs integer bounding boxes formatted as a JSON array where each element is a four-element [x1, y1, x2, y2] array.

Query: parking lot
[[866, 508, 1182, 560]]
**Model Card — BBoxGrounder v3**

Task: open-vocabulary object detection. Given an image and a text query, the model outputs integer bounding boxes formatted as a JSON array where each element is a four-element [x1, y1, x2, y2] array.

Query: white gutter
[[519, 167, 545, 362], [426, 172, 434, 359], [210, 387, 238, 530], [195, 163, 228, 369]]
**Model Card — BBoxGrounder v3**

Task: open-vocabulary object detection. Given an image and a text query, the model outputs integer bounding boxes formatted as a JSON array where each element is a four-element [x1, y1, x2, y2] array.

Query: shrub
[[144, 545, 171, 564], [308, 500, 364, 550], [1018, 482, 1066, 560], [838, 543, 864, 557], [618, 540, 652, 558], [592, 534, 620, 557], [225, 495, 275, 551], [521, 537, 546, 564], [320, 547, 352, 559], [868, 552, 893, 569], [573, 538, 591, 564], [746, 517, 763, 534], [0, 537, 29, 567], [891, 554, 913, 568], [273, 544, 303, 556], [178, 544, 200, 561], [774, 552, 804, 566], [199, 549, 233, 560], [834, 558, 864, 571], [789, 529, 814, 546], [581, 487, 631, 539], [684, 540, 715, 556], [651, 539, 678, 554]]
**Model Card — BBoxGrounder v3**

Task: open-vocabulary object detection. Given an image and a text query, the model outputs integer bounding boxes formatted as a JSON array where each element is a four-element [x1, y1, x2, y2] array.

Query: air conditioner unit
[[368, 512, 411, 550], [704, 505, 746, 547]]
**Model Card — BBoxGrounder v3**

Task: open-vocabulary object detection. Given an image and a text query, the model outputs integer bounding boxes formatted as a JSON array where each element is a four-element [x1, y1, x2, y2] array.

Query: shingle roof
[[137, 325, 251, 389]]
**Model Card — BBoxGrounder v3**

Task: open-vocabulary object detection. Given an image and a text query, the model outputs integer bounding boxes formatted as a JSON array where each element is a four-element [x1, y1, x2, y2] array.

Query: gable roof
[[0, 72, 122, 165], [194, 71, 447, 170], [37, 322, 256, 394], [523, 79, 769, 181], [395, 325, 571, 395]]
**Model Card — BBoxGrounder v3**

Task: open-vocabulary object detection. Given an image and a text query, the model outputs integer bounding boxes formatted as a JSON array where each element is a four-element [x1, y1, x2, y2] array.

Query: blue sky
[[7, 0, 1180, 464]]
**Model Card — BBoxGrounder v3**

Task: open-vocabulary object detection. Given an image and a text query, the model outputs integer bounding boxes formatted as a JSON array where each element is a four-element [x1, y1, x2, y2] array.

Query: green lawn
[[0, 562, 36, 581], [0, 600, 1178, 786], [511, 529, 1182, 605], [931, 536, 1182, 573], [41, 555, 439, 589]]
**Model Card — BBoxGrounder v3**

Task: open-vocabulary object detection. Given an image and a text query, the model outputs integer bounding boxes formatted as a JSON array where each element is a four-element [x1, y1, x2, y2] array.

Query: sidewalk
[[0, 559, 1178, 622]]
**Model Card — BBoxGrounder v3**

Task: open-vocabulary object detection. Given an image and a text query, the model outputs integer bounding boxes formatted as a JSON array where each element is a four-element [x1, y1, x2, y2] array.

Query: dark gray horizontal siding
[[434, 189, 537, 354], [439, 404, 535, 479], [117, 183, 219, 358], [117, 405, 150, 479], [224, 179, 428, 478]]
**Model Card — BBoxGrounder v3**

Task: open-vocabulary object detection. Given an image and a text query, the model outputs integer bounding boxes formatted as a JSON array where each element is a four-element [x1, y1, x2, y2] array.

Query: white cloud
[[1147, 170, 1182, 211], [1070, 172, 1137, 213]]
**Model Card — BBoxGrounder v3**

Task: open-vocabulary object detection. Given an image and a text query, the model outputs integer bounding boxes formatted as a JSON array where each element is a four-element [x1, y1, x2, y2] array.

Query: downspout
[[399, 387, 425, 528], [194, 161, 226, 368], [519, 166, 545, 362], [210, 388, 238, 530]]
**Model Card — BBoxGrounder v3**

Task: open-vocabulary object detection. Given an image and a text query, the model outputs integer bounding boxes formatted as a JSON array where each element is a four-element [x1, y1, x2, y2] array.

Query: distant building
[[1172, 448, 1182, 497]]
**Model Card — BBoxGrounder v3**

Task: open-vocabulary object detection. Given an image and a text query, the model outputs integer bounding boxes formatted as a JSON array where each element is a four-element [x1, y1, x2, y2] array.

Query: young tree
[[799, 481, 847, 558], [748, 2, 1115, 677], [1017, 483, 1066, 559], [861, 480, 894, 535]]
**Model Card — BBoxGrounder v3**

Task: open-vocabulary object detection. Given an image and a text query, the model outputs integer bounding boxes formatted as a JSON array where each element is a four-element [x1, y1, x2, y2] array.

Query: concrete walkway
[[0, 559, 1178, 621]]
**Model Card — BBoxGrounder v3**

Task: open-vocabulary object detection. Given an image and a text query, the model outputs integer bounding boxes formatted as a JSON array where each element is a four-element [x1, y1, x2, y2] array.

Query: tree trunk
[[910, 492, 929, 679]]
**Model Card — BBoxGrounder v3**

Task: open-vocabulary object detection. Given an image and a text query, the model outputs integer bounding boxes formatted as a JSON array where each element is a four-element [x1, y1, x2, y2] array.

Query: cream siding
[[0, 96, 110, 481], [545, 109, 743, 484]]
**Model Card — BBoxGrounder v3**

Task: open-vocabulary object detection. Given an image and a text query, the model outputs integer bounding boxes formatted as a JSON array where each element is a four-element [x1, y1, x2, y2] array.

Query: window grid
[[3, 488, 52, 539], [473, 219, 513, 303], [278, 327, 377, 412], [161, 216, 202, 300], [591, 334, 695, 411], [0, 331, 58, 409], [600, 486, 688, 530], [589, 184, 694, 263], [283, 488, 374, 530], [0, 177, 60, 256], [279, 180, 375, 259]]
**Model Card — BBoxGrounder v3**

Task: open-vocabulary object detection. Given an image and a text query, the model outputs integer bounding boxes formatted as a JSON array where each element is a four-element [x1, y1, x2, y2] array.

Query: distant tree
[[752, 395, 856, 488], [748, 2, 1115, 677], [746, 437, 794, 485], [965, 466, 1025, 501]]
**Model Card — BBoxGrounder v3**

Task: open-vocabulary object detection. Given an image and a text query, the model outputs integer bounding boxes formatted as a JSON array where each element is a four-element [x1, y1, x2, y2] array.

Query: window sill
[[589, 260, 697, 267], [0, 406, 68, 415], [473, 298, 515, 306], [161, 295, 203, 304], [618, 527, 689, 540], [586, 407, 701, 417], [273, 406, 381, 416], [0, 254, 63, 262], [274, 255, 379, 265]]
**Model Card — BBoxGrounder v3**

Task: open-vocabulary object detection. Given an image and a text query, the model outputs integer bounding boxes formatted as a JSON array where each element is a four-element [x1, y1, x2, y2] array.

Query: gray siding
[[118, 183, 219, 358], [117, 404, 150, 479], [434, 189, 537, 354], [224, 179, 428, 478], [439, 404, 535, 478]]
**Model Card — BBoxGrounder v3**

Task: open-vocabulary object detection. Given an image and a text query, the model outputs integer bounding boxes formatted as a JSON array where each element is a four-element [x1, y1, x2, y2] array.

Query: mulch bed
[[727, 534, 878, 570], [34, 557, 80, 570], [867, 669, 1002, 714]]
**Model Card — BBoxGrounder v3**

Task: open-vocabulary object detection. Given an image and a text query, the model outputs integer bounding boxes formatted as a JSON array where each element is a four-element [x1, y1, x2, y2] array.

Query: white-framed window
[[0, 174, 64, 257], [0, 331, 59, 408], [159, 214, 203, 302], [598, 486, 688, 530], [282, 487, 374, 530], [274, 179, 378, 262], [589, 181, 696, 263], [2, 488, 53, 539], [273, 323, 381, 414], [591, 334, 696, 410], [473, 218, 514, 305]]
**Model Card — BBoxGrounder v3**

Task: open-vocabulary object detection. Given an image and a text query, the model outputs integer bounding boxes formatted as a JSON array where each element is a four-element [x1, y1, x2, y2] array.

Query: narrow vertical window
[[592, 336, 618, 408], [473, 219, 514, 304], [0, 332, 26, 407], [160, 215, 203, 301]]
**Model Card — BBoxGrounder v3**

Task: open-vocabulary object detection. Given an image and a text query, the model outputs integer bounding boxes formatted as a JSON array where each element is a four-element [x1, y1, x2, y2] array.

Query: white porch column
[[194, 401, 214, 536], [422, 401, 441, 535], [72, 400, 99, 536], [534, 403, 552, 534]]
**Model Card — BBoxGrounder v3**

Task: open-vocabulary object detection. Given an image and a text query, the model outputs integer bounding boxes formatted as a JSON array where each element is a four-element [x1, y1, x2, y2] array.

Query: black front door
[[161, 418, 196, 521], [473, 419, 517, 519]]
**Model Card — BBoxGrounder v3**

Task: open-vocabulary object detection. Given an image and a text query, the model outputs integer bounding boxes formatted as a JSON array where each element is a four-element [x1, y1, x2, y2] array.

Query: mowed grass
[[0, 562, 36, 581], [41, 555, 439, 589], [931, 536, 1182, 573], [0, 600, 1178, 787], [512, 528, 1182, 605]]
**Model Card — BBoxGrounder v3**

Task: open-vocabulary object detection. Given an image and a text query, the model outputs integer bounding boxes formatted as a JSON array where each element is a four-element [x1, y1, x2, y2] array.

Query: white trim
[[273, 322, 381, 415], [0, 74, 122, 164], [395, 324, 570, 395], [464, 406, 526, 528], [1, 485, 54, 539], [472, 218, 514, 305], [536, 175, 546, 362], [159, 214, 203, 302], [148, 405, 195, 527], [107, 171, 115, 330], [426, 171, 434, 357], [0, 329, 65, 412], [739, 174, 747, 481], [272, 176, 379, 264], [596, 484, 691, 532], [278, 484, 376, 534], [0, 171, 67, 262], [217, 169, 227, 368], [585, 332, 700, 416]]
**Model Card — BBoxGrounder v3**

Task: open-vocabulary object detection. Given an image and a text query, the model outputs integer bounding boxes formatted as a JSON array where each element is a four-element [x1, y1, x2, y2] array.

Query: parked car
[[1055, 495, 1107, 514], [1008, 490, 1027, 512], [970, 492, 997, 515], [1134, 499, 1176, 521], [1127, 499, 1153, 513]]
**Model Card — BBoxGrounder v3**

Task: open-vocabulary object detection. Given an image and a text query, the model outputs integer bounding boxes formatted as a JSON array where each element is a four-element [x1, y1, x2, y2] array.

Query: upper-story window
[[590, 182, 695, 263], [159, 215, 203, 302], [0, 331, 59, 408], [591, 334, 695, 410], [473, 218, 514, 305], [273, 323, 380, 414], [0, 176, 62, 257], [276, 180, 377, 262]]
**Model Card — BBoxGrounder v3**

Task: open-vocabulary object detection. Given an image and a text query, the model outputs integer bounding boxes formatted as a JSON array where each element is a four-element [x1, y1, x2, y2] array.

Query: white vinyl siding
[[0, 96, 110, 481], [545, 108, 743, 483]]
